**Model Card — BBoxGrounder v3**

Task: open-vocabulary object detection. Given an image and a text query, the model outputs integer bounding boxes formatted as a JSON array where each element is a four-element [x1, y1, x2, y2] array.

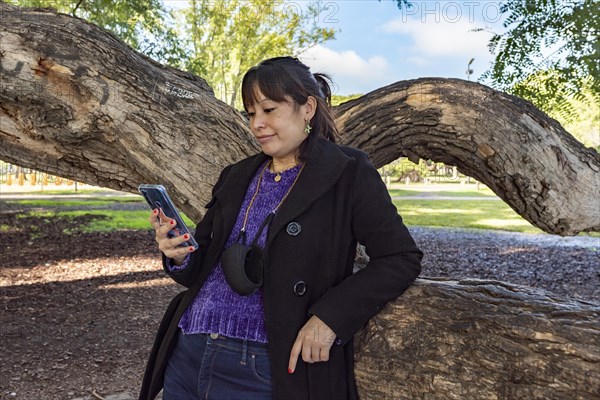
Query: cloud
[[299, 45, 393, 94], [383, 16, 493, 59], [407, 56, 430, 66]]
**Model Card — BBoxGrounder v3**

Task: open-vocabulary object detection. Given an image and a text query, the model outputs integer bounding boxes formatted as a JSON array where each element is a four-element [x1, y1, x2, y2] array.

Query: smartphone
[[138, 184, 199, 250]]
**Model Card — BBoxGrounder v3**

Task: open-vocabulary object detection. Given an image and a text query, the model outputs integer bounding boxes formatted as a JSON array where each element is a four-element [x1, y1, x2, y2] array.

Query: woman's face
[[246, 87, 316, 163]]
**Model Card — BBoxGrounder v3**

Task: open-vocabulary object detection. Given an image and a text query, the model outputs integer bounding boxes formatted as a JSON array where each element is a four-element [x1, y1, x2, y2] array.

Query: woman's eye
[[265, 108, 275, 113], [248, 112, 255, 117]]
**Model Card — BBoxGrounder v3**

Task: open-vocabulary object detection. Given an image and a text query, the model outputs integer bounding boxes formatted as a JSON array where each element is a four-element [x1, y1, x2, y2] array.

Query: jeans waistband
[[186, 331, 270, 354]]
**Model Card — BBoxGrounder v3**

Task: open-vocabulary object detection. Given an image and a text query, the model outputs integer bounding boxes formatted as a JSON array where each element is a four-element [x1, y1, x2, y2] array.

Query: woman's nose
[[251, 114, 265, 130]]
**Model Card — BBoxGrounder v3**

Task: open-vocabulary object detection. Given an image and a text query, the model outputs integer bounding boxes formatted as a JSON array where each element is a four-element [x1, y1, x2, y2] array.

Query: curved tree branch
[[334, 79, 600, 235], [1, 2, 598, 234]]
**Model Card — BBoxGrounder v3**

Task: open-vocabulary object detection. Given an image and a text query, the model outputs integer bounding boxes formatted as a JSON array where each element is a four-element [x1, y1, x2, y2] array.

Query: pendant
[[274, 173, 281, 182]]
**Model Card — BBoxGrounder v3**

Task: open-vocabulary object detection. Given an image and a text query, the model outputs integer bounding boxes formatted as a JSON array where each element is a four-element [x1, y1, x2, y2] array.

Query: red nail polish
[[183, 234, 190, 240], [153, 209, 158, 214], [288, 368, 293, 374], [189, 246, 194, 252], [170, 220, 175, 225]]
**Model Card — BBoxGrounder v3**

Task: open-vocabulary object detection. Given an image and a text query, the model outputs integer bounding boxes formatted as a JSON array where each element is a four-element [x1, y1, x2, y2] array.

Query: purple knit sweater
[[167, 159, 302, 343]]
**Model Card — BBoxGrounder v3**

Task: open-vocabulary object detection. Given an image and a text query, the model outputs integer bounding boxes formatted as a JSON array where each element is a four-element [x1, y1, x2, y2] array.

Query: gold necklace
[[270, 159, 300, 182], [239, 161, 306, 234]]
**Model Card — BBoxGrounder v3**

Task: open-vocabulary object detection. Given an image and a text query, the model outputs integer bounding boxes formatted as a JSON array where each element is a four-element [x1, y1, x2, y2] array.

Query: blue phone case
[[138, 184, 199, 250]]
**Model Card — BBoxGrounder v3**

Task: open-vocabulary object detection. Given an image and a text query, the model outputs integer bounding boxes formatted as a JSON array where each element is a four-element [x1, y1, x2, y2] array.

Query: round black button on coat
[[286, 222, 301, 236], [293, 281, 307, 296]]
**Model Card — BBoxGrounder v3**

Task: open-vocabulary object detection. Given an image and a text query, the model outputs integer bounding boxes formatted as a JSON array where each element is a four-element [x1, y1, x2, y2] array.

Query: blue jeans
[[163, 330, 274, 400]]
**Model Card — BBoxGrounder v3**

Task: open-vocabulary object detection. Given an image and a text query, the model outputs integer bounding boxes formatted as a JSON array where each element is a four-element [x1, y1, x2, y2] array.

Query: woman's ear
[[304, 96, 317, 120]]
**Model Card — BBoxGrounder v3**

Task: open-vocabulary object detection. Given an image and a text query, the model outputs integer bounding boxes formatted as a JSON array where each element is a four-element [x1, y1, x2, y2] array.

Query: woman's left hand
[[288, 315, 336, 374]]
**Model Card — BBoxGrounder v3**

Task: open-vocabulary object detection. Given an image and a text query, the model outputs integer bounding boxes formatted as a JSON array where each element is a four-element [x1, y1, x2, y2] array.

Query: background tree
[[479, 0, 599, 122], [562, 88, 600, 150], [331, 93, 362, 106], [8, 0, 335, 109], [8, 0, 185, 66], [175, 0, 335, 107], [388, 0, 599, 148]]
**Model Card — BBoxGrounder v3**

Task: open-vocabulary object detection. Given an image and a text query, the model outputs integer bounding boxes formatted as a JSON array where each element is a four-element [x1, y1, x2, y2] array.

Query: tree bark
[[1, 2, 598, 233], [0, 2, 259, 222], [334, 81, 600, 236], [354, 278, 600, 400]]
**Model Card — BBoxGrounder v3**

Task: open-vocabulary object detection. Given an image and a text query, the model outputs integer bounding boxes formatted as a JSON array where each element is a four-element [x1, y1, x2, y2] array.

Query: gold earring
[[304, 120, 312, 134]]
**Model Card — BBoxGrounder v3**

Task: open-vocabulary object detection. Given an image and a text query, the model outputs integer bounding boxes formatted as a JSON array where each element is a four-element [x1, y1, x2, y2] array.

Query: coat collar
[[213, 137, 352, 247]]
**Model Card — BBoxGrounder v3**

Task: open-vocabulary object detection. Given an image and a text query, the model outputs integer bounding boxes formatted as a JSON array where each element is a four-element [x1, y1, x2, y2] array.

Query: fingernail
[[288, 368, 293, 374], [183, 234, 190, 240], [189, 246, 194, 252], [170, 220, 175, 225], [152, 209, 158, 214]]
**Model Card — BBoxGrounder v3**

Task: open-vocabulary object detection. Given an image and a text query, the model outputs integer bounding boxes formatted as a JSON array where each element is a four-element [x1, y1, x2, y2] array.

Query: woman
[[139, 56, 422, 400]]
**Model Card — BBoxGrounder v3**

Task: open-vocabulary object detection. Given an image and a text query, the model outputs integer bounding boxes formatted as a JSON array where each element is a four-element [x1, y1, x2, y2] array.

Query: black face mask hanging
[[221, 212, 275, 296]]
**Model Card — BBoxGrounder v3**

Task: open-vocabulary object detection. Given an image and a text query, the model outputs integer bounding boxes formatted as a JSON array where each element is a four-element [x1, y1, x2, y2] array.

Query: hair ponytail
[[313, 73, 333, 106], [309, 73, 338, 145]]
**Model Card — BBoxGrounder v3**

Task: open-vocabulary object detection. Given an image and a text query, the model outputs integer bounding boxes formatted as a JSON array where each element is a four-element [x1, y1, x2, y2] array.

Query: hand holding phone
[[139, 185, 198, 261]]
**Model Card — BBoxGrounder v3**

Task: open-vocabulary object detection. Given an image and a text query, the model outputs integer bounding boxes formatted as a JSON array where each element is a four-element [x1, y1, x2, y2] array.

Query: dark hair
[[241, 56, 340, 162]]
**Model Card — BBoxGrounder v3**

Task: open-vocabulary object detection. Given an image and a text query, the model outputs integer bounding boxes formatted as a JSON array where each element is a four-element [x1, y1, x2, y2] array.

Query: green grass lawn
[[3, 188, 123, 195], [393, 199, 544, 234], [6, 197, 196, 233], [15, 210, 197, 233], [389, 187, 497, 198], [5, 198, 142, 207], [4, 190, 597, 237]]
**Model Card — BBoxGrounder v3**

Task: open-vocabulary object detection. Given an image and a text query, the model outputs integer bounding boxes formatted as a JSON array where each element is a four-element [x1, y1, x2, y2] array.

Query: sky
[[299, 0, 506, 95], [164, 0, 507, 96]]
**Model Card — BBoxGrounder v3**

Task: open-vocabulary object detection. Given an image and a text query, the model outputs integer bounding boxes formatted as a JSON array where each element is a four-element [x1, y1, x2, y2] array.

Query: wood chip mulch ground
[[1, 207, 598, 399]]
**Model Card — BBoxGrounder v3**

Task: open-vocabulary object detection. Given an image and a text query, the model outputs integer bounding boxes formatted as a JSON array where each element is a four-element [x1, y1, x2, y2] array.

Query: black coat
[[138, 138, 423, 400]]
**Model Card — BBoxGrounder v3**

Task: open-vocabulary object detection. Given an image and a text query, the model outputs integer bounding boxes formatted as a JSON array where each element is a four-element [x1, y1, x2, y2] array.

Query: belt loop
[[240, 339, 248, 366]]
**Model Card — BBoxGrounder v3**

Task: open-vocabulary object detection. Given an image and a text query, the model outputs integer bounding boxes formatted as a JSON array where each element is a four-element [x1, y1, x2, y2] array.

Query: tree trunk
[[354, 278, 600, 400], [0, 2, 259, 222], [1, 2, 598, 234]]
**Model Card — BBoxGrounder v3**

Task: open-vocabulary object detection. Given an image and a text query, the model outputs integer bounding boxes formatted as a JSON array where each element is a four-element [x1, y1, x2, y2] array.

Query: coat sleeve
[[161, 165, 232, 288], [308, 151, 423, 345]]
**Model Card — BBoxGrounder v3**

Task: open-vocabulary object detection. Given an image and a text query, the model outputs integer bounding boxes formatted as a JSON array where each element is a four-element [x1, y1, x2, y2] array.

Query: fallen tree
[[1, 3, 598, 399], [354, 278, 600, 400]]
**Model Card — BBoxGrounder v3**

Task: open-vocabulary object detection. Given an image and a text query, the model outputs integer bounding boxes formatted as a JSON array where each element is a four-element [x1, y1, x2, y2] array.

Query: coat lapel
[[267, 138, 352, 246], [211, 138, 352, 250]]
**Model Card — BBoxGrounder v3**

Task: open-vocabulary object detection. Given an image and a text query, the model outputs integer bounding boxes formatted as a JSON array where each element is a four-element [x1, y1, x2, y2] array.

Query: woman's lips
[[257, 134, 275, 143]]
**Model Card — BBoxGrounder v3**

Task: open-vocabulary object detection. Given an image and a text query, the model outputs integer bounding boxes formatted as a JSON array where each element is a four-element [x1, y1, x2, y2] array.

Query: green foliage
[[8, 0, 186, 66], [386, 0, 411, 10], [512, 72, 599, 147], [174, 0, 336, 108], [480, 0, 599, 123], [9, 1, 336, 108], [331, 94, 362, 106], [558, 86, 600, 149], [383, 158, 466, 183]]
